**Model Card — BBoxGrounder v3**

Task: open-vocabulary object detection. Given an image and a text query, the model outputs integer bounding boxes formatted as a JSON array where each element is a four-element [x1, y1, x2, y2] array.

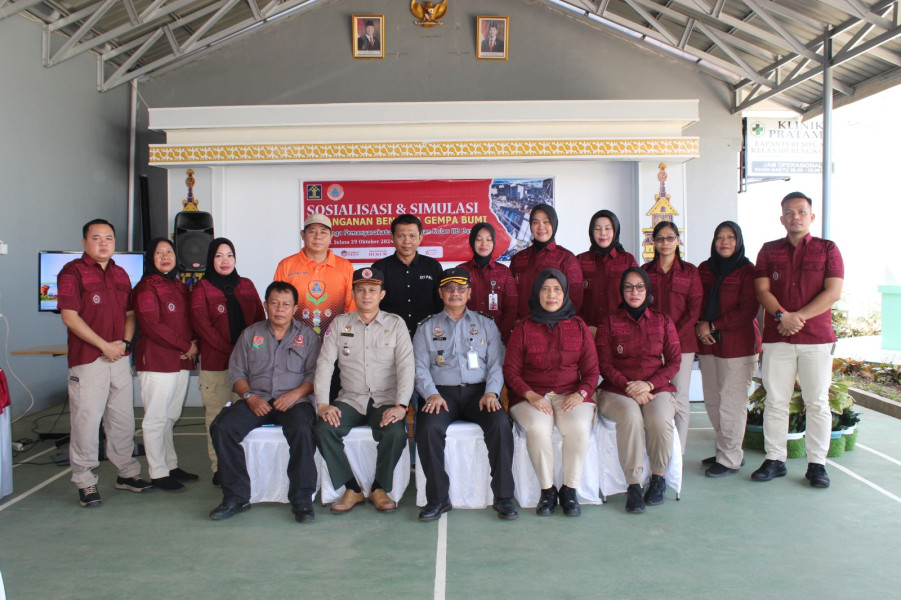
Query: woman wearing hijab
[[132, 238, 198, 492], [503, 269, 599, 517], [577, 210, 638, 334], [695, 222, 761, 477], [190, 238, 265, 485], [509, 203, 583, 320], [596, 267, 681, 513], [642, 221, 702, 456], [457, 223, 518, 342]]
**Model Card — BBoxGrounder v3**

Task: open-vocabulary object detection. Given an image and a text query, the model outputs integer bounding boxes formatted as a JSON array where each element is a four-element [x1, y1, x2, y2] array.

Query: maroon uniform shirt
[[697, 262, 761, 359], [57, 254, 133, 368], [132, 275, 195, 372], [643, 258, 704, 354], [577, 248, 638, 328], [754, 234, 843, 344], [503, 317, 599, 408], [190, 278, 265, 372], [457, 258, 518, 343], [596, 307, 681, 397], [509, 241, 583, 318]]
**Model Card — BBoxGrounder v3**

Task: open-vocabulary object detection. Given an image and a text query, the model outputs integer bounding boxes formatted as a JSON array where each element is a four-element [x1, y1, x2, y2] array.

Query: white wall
[[0, 17, 130, 418], [166, 159, 636, 291]]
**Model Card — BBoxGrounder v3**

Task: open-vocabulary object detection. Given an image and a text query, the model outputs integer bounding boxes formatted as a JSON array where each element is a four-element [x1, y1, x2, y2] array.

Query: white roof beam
[[181, 0, 243, 53], [246, 0, 261, 21], [741, 0, 823, 63], [48, 0, 118, 66], [817, 0, 894, 31], [0, 0, 44, 20], [623, 0, 680, 46]]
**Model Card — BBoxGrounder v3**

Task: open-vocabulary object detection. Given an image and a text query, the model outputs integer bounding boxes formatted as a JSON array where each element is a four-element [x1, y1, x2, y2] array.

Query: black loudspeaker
[[174, 211, 214, 271]]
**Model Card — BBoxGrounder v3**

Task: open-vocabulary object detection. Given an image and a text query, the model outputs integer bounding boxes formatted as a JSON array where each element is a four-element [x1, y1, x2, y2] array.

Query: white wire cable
[[1, 314, 36, 422]]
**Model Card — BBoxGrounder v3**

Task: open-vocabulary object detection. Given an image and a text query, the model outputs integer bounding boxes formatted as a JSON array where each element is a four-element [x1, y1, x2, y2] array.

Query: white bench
[[415, 422, 493, 508], [240, 425, 410, 505], [596, 415, 682, 500]]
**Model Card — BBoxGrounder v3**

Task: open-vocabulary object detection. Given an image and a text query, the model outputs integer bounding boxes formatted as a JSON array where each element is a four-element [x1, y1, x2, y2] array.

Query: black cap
[[353, 267, 384, 286], [439, 267, 470, 287]]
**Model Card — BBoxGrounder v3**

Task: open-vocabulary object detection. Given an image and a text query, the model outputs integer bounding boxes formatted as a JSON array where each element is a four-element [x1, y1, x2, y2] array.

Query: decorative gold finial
[[411, 0, 447, 27], [182, 169, 199, 211]]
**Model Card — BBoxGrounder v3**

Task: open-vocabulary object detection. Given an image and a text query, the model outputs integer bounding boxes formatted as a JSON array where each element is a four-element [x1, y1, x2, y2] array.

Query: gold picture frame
[[353, 14, 385, 59], [476, 16, 508, 60]]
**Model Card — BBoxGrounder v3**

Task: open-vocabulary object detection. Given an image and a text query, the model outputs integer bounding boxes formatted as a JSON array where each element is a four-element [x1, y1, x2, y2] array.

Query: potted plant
[[744, 378, 806, 457]]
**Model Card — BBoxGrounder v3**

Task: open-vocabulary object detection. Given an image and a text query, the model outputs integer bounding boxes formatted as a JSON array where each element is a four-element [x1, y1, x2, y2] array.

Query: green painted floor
[[2, 404, 900, 600]]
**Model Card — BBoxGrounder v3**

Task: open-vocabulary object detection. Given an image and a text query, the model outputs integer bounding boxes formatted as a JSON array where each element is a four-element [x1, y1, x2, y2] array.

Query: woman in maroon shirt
[[190, 238, 265, 485], [695, 221, 761, 477], [642, 221, 702, 455], [504, 268, 598, 517], [596, 267, 680, 513], [509, 204, 583, 320], [457, 223, 517, 342], [577, 209, 637, 335], [133, 238, 198, 492]]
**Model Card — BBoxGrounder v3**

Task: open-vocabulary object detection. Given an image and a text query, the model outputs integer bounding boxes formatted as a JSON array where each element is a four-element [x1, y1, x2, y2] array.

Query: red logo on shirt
[[294, 334, 305, 347], [217, 304, 226, 313], [167, 302, 176, 312], [92, 294, 102, 304]]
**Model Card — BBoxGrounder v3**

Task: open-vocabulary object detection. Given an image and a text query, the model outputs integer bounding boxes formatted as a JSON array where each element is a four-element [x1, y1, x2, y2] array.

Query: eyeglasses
[[623, 283, 647, 292], [654, 235, 678, 244], [441, 285, 469, 293]]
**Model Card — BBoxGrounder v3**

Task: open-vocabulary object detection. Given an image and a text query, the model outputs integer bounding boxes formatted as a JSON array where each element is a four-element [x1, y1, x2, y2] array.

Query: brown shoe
[[369, 488, 397, 512], [330, 489, 364, 514]]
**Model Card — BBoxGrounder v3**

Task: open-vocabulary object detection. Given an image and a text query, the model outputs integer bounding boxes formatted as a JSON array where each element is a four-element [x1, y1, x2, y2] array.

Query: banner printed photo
[[303, 178, 555, 263]]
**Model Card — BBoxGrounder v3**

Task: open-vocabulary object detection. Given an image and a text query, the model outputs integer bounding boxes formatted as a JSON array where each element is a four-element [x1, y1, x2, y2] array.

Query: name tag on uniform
[[467, 349, 479, 370], [488, 293, 499, 311]]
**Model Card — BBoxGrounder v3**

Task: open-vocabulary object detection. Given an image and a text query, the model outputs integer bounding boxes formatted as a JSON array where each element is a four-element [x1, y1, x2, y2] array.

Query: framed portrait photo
[[476, 16, 508, 60], [353, 14, 384, 59]]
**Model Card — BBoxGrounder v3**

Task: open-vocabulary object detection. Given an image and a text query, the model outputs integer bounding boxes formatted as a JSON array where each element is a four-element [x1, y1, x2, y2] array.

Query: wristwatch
[[242, 391, 254, 400], [578, 389, 589, 399], [121, 339, 133, 352], [774, 309, 784, 321]]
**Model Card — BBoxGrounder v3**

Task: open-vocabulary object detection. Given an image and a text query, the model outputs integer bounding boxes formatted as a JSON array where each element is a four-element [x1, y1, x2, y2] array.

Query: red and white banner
[[303, 178, 555, 263]]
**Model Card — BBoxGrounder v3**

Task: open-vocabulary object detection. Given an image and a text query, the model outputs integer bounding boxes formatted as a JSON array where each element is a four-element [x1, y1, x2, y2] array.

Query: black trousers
[[210, 400, 317, 506], [415, 383, 515, 504]]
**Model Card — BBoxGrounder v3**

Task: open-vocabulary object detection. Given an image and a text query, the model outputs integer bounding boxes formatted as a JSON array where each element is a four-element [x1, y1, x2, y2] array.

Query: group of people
[[58, 190, 842, 521]]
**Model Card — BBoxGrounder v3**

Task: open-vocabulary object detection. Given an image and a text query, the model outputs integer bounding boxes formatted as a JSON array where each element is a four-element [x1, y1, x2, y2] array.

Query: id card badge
[[467, 349, 480, 370], [488, 293, 499, 311]]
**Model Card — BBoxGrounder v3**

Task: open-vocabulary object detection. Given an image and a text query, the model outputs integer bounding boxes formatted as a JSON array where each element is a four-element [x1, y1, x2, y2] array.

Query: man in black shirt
[[372, 214, 443, 338]]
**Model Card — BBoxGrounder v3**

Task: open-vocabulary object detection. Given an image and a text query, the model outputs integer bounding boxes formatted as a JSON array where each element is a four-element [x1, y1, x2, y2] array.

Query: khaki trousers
[[138, 370, 190, 479], [671, 352, 695, 455], [198, 370, 238, 473], [510, 394, 596, 489], [761, 342, 833, 464], [598, 390, 675, 485], [699, 354, 758, 469], [67, 357, 141, 488]]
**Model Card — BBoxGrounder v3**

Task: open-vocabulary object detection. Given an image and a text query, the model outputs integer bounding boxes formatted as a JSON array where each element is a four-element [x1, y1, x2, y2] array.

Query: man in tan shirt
[[313, 268, 414, 514]]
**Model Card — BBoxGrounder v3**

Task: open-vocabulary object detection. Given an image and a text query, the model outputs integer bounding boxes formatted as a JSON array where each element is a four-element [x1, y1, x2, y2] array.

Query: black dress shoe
[[492, 498, 519, 520], [702, 456, 745, 467], [170, 468, 199, 482], [625, 484, 645, 514], [292, 502, 315, 523], [418, 500, 452, 522], [705, 462, 740, 477], [805, 463, 831, 488], [751, 459, 787, 482], [152, 476, 185, 493], [535, 486, 558, 516], [558, 485, 581, 517], [644, 475, 666, 506], [209, 500, 251, 521], [211, 471, 221, 487]]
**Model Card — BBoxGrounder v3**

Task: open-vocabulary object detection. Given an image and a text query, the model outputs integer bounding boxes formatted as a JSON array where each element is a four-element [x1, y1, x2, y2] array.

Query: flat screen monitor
[[38, 251, 145, 312]]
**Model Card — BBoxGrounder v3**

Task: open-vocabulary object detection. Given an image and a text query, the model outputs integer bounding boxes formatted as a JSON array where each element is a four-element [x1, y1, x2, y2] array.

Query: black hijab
[[528, 268, 576, 329], [204, 238, 247, 344], [588, 209, 625, 256], [529, 203, 558, 252], [143, 238, 179, 282], [469, 222, 495, 269], [619, 267, 651, 321], [702, 221, 751, 322]]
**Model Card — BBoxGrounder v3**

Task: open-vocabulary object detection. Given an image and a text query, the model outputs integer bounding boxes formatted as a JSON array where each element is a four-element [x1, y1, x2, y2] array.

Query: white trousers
[[138, 370, 190, 479], [699, 354, 758, 469], [510, 394, 596, 489], [761, 342, 833, 464], [671, 352, 695, 455]]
